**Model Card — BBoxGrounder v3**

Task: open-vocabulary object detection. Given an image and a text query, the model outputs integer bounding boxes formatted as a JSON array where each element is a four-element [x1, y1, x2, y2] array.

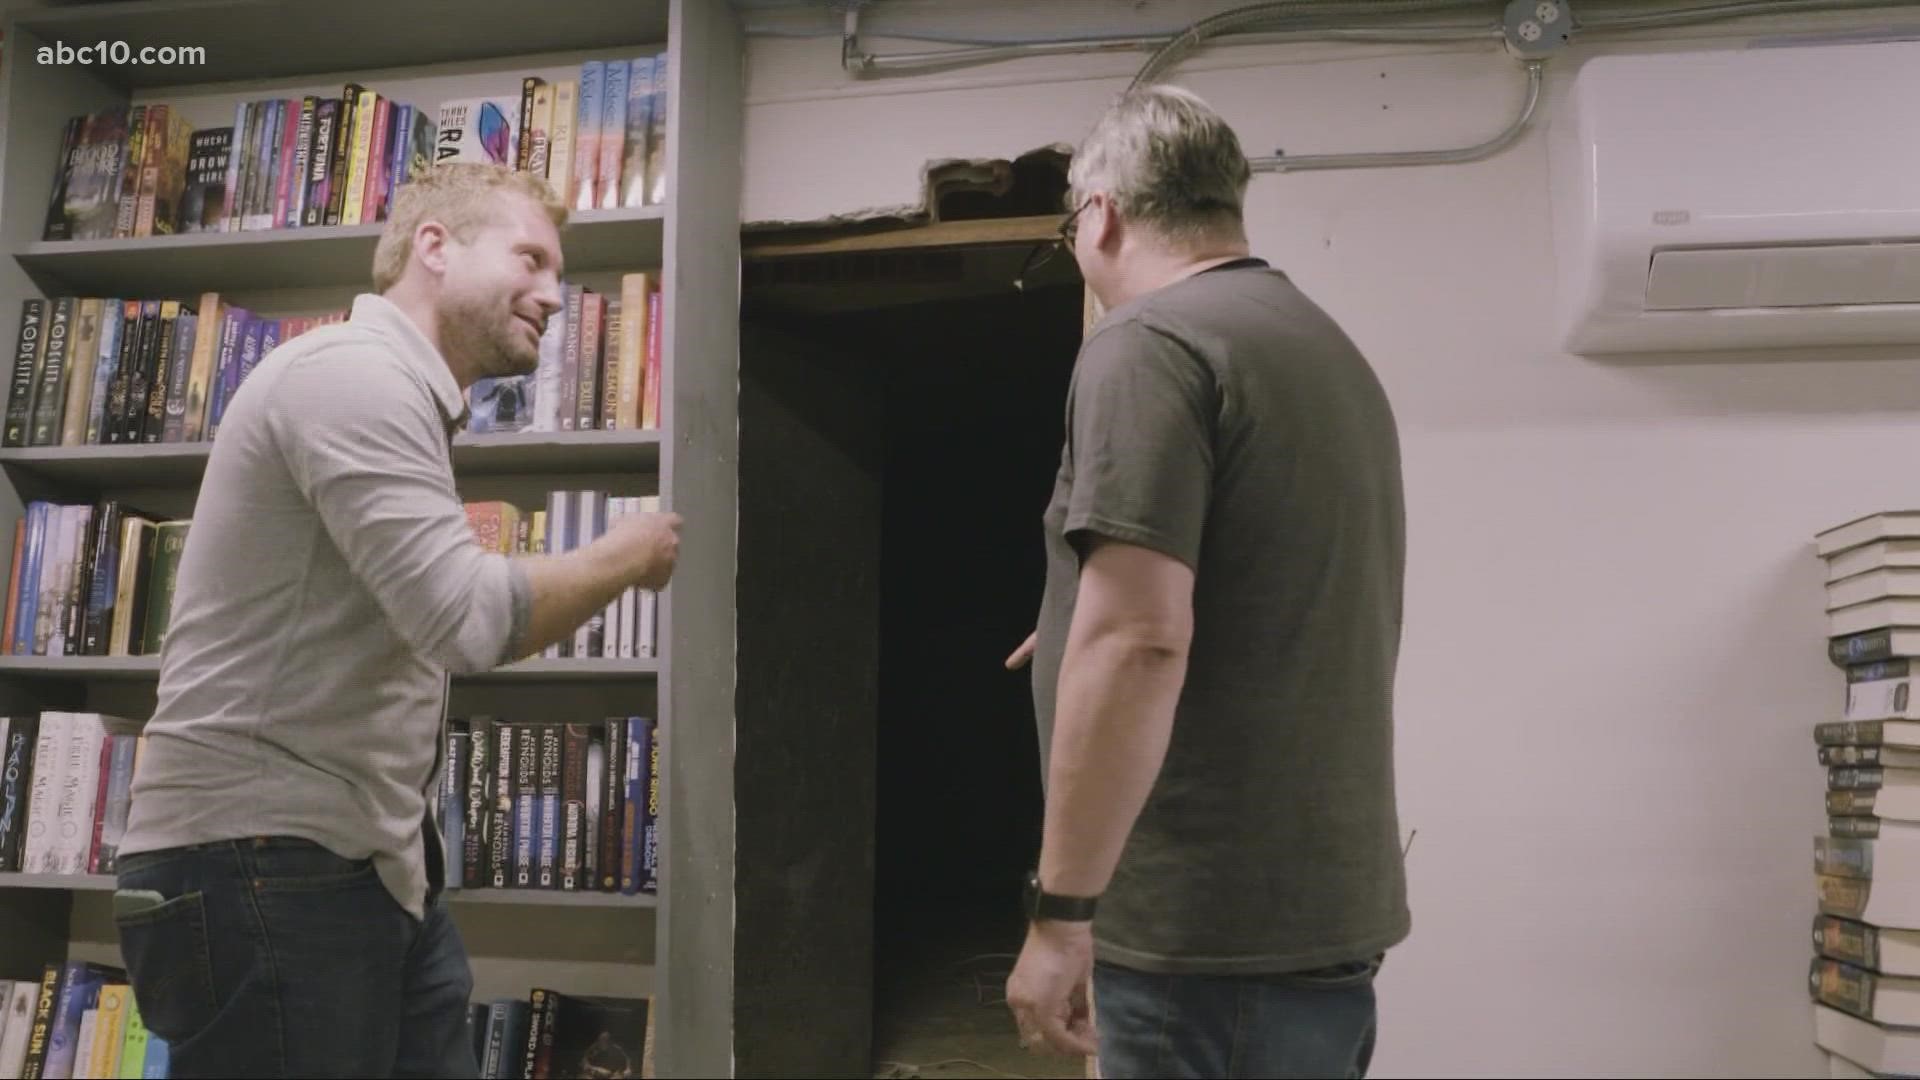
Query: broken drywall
[[743, 143, 1074, 234]]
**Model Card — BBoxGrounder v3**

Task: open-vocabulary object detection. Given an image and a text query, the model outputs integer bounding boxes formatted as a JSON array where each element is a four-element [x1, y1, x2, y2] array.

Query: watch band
[[1025, 869, 1098, 922]]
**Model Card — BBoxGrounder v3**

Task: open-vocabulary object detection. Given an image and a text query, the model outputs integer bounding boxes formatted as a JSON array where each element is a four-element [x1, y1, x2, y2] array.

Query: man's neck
[[379, 284, 477, 389], [1103, 241, 1254, 309]]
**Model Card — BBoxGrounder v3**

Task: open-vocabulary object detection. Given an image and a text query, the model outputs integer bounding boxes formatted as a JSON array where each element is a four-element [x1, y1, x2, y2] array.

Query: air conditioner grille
[[1647, 242, 1920, 310]]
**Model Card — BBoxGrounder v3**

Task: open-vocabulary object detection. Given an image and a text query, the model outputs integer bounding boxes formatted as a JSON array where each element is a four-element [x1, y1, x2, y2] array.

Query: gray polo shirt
[[118, 293, 531, 920]]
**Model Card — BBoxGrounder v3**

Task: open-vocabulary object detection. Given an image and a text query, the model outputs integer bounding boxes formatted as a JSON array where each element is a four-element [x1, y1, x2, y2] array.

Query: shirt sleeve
[[270, 346, 530, 674], [1061, 318, 1216, 570]]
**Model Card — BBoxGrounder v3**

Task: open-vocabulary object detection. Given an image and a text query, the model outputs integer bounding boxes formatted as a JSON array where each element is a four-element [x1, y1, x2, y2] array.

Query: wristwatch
[[1024, 869, 1099, 923]]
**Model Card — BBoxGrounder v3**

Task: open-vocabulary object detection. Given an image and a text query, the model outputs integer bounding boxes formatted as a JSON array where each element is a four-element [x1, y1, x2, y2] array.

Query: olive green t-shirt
[[1031, 258, 1410, 975]]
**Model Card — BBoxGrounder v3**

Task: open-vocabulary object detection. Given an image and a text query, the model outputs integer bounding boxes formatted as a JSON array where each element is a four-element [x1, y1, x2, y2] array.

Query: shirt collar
[[1198, 256, 1271, 275], [348, 293, 471, 436]]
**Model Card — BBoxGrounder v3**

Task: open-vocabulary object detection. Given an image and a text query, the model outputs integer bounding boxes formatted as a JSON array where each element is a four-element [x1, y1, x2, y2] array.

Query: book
[[1813, 956, 1920, 1027], [178, 127, 233, 233], [48, 108, 130, 241], [1822, 512, 1920, 560], [436, 96, 519, 168], [0, 979, 41, 1078], [1816, 913, 1920, 977], [1815, 1002, 1920, 1078]]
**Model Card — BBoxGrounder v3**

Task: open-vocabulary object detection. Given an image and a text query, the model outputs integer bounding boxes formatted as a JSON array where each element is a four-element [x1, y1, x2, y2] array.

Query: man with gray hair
[[1004, 85, 1409, 1078], [114, 163, 682, 1077]]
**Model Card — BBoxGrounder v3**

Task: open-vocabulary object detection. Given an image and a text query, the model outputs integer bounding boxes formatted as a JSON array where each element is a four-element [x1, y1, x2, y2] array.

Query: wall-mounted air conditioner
[[1550, 39, 1920, 355]]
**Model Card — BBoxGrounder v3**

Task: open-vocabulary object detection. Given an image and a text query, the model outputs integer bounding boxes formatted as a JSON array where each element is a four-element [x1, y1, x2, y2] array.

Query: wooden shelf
[[0, 655, 658, 681], [4, 0, 672, 91], [0, 872, 657, 908], [14, 206, 665, 296], [0, 428, 661, 489]]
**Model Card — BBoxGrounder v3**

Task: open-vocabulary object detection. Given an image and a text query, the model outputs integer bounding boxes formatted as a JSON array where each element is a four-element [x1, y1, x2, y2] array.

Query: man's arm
[[274, 350, 674, 672], [509, 513, 678, 661], [1006, 318, 1209, 1058], [1038, 319, 1211, 895], [1037, 537, 1194, 898]]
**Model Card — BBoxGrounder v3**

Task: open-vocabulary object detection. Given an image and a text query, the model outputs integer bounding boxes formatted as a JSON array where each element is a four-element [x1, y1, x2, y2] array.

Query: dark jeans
[[113, 836, 477, 1079], [1093, 955, 1382, 1079]]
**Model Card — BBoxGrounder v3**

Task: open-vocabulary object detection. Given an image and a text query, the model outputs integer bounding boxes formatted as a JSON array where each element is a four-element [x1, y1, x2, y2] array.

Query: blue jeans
[[113, 836, 477, 1079], [1093, 955, 1381, 1079]]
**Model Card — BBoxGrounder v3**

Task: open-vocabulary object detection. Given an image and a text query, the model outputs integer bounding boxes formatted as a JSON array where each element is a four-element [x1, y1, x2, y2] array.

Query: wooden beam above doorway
[[741, 214, 1062, 260]]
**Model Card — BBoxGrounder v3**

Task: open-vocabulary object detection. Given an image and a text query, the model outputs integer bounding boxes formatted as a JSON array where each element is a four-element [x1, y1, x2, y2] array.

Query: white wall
[[742, 15, 1920, 1079]]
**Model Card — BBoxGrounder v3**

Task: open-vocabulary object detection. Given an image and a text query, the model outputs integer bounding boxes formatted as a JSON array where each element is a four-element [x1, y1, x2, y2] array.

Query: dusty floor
[[870, 904, 1087, 1080]]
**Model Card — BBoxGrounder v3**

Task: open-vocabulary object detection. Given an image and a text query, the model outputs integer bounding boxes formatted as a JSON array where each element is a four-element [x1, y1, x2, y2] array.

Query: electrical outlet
[[1504, 0, 1572, 59]]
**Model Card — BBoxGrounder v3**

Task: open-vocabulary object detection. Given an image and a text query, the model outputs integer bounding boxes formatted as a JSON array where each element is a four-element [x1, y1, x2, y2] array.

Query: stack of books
[[1810, 510, 1920, 1077], [1, 502, 188, 658], [39, 53, 670, 243], [437, 715, 660, 897], [0, 962, 166, 1079], [468, 988, 650, 1079], [4, 293, 345, 450], [0, 713, 147, 877], [462, 491, 659, 661], [466, 272, 661, 436]]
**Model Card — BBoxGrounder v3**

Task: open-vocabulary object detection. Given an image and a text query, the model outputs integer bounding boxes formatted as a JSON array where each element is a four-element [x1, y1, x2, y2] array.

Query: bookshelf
[[0, 655, 663, 681], [0, 1, 743, 1077], [0, 428, 663, 488], [15, 204, 666, 294], [0, 870, 659, 907]]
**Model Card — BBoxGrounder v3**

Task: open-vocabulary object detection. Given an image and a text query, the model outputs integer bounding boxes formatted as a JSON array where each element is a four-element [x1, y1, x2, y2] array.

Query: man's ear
[[413, 221, 452, 276], [1089, 193, 1121, 252]]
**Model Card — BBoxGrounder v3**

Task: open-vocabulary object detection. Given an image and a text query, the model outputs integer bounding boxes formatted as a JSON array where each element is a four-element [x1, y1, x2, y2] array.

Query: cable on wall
[[1123, 0, 1502, 89], [822, 0, 1920, 173], [1250, 56, 1545, 172]]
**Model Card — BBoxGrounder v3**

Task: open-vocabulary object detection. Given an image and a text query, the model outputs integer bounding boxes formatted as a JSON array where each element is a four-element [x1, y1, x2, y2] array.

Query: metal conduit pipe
[[1126, 0, 1497, 88], [841, 1, 1495, 76], [1249, 58, 1546, 172], [840, 24, 1501, 75], [839, 0, 1920, 74], [844, 30, 1166, 74], [835, 0, 1920, 174], [1575, 0, 1920, 31]]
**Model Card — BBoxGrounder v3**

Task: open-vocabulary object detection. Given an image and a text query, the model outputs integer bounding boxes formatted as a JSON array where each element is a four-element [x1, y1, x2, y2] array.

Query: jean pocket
[[245, 839, 379, 892], [113, 847, 193, 878], [113, 891, 220, 1044], [1279, 955, 1382, 991]]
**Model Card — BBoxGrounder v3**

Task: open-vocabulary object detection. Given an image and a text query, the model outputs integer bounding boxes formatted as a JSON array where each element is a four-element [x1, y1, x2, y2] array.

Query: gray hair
[[1066, 84, 1251, 247]]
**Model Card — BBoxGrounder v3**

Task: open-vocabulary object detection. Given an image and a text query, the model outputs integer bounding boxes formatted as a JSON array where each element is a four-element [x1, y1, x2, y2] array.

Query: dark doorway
[[735, 240, 1085, 1078], [868, 285, 1078, 925]]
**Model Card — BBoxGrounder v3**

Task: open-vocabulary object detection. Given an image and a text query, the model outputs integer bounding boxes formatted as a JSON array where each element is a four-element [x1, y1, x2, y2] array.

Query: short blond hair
[[372, 163, 568, 292]]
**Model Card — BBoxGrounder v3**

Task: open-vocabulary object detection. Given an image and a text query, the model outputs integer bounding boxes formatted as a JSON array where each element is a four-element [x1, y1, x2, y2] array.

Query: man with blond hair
[[1004, 85, 1409, 1079], [114, 163, 682, 1078]]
